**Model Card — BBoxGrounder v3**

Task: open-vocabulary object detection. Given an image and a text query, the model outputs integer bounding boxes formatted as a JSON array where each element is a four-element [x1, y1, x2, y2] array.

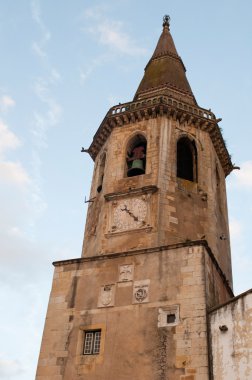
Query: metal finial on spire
[[163, 15, 170, 29]]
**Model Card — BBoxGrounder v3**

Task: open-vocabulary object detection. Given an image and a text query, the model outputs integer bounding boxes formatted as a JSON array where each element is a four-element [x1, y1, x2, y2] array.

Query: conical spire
[[152, 15, 178, 58], [134, 16, 196, 105]]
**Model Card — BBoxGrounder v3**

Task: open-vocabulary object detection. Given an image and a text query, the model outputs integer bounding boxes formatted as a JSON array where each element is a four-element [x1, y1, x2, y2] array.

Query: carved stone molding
[[104, 185, 158, 201], [87, 95, 233, 176]]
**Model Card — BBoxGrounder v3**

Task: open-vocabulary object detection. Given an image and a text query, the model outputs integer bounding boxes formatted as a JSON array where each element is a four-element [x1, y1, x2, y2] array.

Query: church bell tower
[[36, 16, 234, 380]]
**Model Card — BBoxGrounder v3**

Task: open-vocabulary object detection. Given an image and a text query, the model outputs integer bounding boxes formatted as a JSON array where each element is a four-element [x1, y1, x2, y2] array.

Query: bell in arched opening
[[126, 135, 147, 177]]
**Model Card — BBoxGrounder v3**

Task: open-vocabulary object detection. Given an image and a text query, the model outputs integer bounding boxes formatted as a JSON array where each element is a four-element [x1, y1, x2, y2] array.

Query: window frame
[[158, 305, 180, 328], [83, 329, 102, 355]]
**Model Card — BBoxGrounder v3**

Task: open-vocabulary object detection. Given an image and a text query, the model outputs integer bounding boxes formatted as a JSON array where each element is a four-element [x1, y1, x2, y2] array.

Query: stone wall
[[36, 243, 232, 380], [82, 115, 232, 287], [209, 290, 252, 380]]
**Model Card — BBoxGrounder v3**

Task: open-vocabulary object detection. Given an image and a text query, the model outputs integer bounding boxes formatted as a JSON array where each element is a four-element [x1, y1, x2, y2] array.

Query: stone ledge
[[52, 240, 233, 298], [87, 95, 233, 176], [104, 185, 158, 200]]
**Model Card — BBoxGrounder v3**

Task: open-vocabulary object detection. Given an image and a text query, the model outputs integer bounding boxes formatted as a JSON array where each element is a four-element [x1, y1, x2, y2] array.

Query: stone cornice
[[53, 239, 234, 298], [104, 185, 158, 201], [87, 95, 233, 176]]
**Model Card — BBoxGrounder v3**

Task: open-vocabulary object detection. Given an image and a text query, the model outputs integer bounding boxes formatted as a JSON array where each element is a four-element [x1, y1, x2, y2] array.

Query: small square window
[[83, 330, 101, 355], [158, 305, 179, 328], [167, 313, 176, 324]]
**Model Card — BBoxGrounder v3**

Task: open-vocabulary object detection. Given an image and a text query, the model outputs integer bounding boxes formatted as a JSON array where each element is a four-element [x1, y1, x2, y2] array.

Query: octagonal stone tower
[[36, 16, 234, 380]]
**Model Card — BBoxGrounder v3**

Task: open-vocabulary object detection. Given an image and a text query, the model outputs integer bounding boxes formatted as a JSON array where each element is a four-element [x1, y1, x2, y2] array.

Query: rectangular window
[[83, 330, 101, 355], [158, 305, 179, 328], [167, 313, 176, 324]]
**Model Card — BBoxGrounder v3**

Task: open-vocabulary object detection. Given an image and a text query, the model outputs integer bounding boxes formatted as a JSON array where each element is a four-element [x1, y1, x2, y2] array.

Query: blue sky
[[0, 0, 252, 378]]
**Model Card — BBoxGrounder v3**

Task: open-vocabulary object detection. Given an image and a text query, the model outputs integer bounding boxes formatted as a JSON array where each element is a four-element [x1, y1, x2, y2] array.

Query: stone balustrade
[[109, 96, 215, 121]]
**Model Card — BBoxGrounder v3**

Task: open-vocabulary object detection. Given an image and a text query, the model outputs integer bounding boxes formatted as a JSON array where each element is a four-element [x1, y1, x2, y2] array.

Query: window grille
[[167, 313, 176, 324], [83, 330, 101, 355]]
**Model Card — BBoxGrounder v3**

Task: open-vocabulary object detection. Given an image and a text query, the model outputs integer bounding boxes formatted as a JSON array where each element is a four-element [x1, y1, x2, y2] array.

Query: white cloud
[[32, 41, 47, 59], [97, 20, 146, 55], [7, 226, 24, 238], [29, 1, 61, 221], [0, 120, 21, 156], [31, 0, 51, 60], [232, 161, 252, 188], [228, 216, 252, 294], [0, 356, 25, 378], [31, 0, 42, 26], [0, 161, 30, 186], [31, 77, 62, 148], [79, 54, 109, 84], [0, 95, 16, 112], [0, 119, 30, 187], [83, 4, 108, 19], [229, 218, 242, 239], [83, 7, 147, 56], [50, 68, 61, 83], [0, 118, 45, 240], [80, 67, 92, 84], [79, 8, 147, 84]]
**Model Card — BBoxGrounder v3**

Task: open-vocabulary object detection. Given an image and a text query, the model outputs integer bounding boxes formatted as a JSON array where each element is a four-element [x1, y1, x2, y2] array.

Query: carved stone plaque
[[98, 284, 115, 308], [118, 264, 134, 282], [133, 280, 150, 304]]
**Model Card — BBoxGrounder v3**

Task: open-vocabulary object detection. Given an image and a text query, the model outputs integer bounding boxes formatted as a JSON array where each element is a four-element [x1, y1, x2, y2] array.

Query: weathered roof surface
[[134, 16, 196, 105]]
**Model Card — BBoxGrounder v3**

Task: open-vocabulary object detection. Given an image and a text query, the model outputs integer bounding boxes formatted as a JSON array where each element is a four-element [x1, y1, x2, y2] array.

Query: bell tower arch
[[176, 136, 197, 182], [126, 133, 147, 177]]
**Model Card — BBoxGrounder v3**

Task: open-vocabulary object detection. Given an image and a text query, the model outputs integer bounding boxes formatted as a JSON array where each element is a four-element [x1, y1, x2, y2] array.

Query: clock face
[[113, 198, 147, 231]]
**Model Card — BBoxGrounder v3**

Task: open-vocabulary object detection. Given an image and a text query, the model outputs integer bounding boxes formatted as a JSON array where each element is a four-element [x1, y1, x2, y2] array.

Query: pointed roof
[[134, 16, 196, 105]]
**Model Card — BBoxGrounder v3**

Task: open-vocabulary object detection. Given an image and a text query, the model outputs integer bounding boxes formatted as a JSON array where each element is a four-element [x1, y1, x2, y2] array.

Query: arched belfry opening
[[216, 164, 223, 212], [177, 137, 197, 182], [97, 152, 106, 193], [126, 134, 147, 177]]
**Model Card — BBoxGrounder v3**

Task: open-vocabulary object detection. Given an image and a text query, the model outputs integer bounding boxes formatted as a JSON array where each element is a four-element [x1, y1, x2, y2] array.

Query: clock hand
[[128, 210, 138, 221], [121, 205, 138, 221]]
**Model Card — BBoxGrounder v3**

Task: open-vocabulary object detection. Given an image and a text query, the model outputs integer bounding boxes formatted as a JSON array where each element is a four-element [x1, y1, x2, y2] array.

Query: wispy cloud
[[79, 7, 146, 85], [30, 0, 62, 202], [31, 75, 62, 148], [0, 355, 25, 379], [31, 0, 62, 144], [1, 2, 60, 249], [0, 161, 30, 187], [229, 217, 242, 240], [232, 161, 252, 188], [0, 116, 43, 238], [0, 95, 16, 112], [31, 0, 51, 60], [83, 8, 147, 56], [226, 163, 252, 293], [79, 54, 109, 84], [0, 119, 20, 156], [0, 119, 31, 188], [92, 20, 146, 55]]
